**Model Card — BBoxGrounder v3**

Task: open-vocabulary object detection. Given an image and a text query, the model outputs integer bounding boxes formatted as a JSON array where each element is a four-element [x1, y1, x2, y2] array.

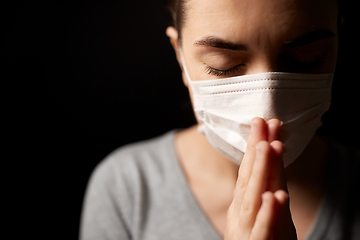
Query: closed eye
[[284, 30, 335, 48], [204, 64, 245, 77]]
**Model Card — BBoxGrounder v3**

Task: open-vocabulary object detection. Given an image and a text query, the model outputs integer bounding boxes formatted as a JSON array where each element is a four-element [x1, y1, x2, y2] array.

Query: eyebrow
[[194, 30, 336, 51], [194, 36, 248, 51], [284, 30, 336, 47]]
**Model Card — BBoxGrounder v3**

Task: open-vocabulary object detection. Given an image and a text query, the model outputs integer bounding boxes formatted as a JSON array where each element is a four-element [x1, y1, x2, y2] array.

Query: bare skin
[[175, 122, 328, 239], [167, 0, 338, 239]]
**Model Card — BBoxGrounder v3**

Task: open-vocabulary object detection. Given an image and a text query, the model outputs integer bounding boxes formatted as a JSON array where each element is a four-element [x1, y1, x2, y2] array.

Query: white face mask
[[179, 49, 333, 167]]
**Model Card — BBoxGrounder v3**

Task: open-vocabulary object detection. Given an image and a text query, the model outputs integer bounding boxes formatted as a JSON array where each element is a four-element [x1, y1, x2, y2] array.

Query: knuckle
[[240, 198, 256, 216], [236, 176, 248, 189], [256, 141, 271, 152]]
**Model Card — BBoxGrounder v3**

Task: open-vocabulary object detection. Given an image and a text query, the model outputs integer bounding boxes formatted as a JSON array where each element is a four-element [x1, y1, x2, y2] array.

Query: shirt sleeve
[[79, 158, 131, 240]]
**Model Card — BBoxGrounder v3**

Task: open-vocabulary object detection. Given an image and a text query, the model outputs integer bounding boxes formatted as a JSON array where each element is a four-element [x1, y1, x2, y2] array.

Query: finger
[[267, 119, 281, 142], [236, 118, 268, 193], [238, 141, 272, 236], [267, 140, 287, 192], [267, 119, 283, 191], [245, 117, 268, 159], [274, 189, 288, 206], [273, 190, 298, 240], [270, 140, 284, 156], [249, 192, 276, 240]]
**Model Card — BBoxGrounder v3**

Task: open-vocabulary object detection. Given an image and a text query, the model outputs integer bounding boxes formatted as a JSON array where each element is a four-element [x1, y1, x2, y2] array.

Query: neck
[[177, 124, 329, 191], [285, 134, 329, 189], [175, 125, 239, 181], [175, 125, 329, 240]]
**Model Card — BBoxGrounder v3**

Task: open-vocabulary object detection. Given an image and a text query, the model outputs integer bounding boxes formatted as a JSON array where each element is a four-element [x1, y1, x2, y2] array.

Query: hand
[[225, 117, 297, 240]]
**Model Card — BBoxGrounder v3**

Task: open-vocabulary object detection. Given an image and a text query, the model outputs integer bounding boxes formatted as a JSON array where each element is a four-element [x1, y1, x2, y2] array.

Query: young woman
[[80, 0, 359, 239]]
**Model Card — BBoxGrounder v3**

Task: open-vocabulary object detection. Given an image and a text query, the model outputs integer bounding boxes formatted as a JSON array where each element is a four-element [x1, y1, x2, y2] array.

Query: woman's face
[[175, 0, 338, 82]]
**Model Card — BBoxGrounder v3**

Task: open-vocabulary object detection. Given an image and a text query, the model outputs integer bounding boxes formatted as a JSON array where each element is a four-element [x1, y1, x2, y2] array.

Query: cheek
[[327, 41, 338, 70], [281, 39, 338, 74], [318, 40, 338, 73]]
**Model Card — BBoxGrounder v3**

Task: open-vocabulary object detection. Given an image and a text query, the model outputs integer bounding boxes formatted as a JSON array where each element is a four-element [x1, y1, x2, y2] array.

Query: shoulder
[[81, 130, 180, 236], [330, 140, 360, 183], [90, 130, 179, 192], [86, 129, 182, 207], [327, 139, 360, 195], [322, 140, 360, 239]]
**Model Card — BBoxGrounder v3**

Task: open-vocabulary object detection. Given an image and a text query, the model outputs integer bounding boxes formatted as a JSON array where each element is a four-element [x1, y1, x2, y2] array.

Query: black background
[[2, 0, 359, 239]]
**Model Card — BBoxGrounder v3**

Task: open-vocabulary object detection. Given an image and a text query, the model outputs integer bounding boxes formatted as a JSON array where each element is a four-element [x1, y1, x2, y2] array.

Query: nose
[[246, 54, 279, 74]]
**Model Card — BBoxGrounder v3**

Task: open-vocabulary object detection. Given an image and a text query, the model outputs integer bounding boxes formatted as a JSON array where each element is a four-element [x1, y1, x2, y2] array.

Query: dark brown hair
[[167, 0, 187, 41], [168, 0, 345, 41]]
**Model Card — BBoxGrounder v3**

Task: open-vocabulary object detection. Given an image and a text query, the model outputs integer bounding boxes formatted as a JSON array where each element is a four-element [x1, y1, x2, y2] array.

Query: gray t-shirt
[[80, 130, 360, 240]]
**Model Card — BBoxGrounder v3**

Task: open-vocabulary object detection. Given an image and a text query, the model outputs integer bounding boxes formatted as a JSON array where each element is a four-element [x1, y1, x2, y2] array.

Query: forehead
[[183, 0, 337, 45]]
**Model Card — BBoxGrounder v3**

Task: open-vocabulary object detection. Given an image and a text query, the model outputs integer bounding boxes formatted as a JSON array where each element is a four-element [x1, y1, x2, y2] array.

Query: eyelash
[[205, 64, 244, 76]]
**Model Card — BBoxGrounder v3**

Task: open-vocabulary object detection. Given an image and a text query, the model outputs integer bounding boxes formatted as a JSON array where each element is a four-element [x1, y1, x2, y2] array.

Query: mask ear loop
[[178, 47, 192, 83], [179, 47, 206, 132]]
